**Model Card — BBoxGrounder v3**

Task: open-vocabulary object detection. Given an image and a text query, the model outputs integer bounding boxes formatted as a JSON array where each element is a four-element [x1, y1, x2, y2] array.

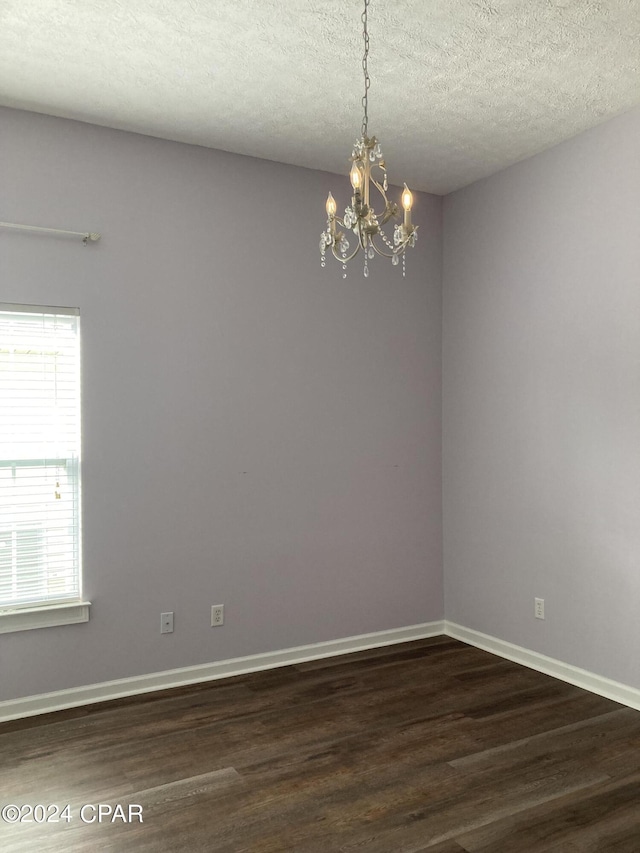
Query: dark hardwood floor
[[1, 636, 639, 851]]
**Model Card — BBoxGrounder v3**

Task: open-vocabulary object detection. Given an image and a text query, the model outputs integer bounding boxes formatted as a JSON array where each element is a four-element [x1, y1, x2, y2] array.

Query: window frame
[[0, 303, 90, 633]]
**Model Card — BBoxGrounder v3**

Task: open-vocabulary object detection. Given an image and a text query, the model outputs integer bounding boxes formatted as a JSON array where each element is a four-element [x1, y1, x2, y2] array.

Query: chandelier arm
[[369, 173, 387, 195], [368, 176, 397, 222], [331, 241, 362, 263], [368, 178, 399, 226], [369, 177, 388, 204], [369, 236, 402, 260]]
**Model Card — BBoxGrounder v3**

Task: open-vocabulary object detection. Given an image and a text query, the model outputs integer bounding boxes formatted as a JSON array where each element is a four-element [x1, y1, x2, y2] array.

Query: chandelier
[[320, 0, 417, 279]]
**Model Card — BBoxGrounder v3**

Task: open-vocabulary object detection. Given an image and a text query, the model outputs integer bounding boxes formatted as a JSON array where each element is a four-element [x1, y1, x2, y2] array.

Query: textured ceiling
[[1, 0, 640, 194]]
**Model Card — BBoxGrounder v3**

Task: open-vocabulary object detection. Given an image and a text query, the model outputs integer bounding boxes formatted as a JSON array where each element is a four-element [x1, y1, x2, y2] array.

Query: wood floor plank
[[449, 707, 638, 772], [457, 773, 640, 852]]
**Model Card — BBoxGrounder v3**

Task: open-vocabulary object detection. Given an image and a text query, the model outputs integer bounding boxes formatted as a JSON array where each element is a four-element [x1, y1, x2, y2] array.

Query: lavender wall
[[0, 107, 443, 702], [443, 104, 640, 688]]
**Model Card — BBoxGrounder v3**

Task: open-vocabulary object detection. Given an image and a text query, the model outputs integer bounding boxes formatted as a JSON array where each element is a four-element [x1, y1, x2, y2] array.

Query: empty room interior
[[1, 1, 640, 850]]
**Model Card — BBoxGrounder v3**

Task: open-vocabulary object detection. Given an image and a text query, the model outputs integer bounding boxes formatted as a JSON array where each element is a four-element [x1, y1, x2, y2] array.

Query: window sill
[[0, 601, 91, 634]]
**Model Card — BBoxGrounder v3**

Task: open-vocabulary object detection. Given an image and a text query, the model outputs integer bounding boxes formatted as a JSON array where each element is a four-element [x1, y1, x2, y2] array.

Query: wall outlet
[[161, 611, 174, 634], [534, 598, 545, 620], [211, 604, 224, 627]]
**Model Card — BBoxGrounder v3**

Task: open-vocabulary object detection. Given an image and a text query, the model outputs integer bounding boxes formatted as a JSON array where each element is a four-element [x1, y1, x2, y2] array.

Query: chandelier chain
[[361, 0, 370, 138]]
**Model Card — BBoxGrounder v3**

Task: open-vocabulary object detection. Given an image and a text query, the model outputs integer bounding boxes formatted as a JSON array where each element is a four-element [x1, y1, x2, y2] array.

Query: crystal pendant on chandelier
[[320, 0, 418, 277]]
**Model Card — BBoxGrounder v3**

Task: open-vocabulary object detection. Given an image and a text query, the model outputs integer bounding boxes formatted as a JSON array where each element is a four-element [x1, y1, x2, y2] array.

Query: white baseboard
[[445, 621, 640, 712], [4, 619, 639, 723], [0, 621, 445, 723]]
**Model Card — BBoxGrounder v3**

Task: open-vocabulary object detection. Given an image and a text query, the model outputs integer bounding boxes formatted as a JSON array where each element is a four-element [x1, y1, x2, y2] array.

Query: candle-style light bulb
[[350, 162, 362, 191], [402, 183, 413, 211], [325, 192, 337, 217], [402, 183, 413, 228]]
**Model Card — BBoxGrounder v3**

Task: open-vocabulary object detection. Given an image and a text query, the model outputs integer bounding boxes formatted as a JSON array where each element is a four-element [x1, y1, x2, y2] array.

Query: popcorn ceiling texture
[[1, 0, 639, 193]]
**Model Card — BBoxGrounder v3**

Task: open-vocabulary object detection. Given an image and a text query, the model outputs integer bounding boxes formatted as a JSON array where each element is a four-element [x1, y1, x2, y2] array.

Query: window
[[0, 304, 89, 633]]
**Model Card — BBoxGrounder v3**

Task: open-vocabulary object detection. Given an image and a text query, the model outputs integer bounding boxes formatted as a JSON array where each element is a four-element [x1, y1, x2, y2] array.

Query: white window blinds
[[0, 305, 81, 609]]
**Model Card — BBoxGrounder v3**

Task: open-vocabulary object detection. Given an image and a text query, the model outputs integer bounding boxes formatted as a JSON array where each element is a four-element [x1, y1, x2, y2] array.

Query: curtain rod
[[0, 221, 101, 244]]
